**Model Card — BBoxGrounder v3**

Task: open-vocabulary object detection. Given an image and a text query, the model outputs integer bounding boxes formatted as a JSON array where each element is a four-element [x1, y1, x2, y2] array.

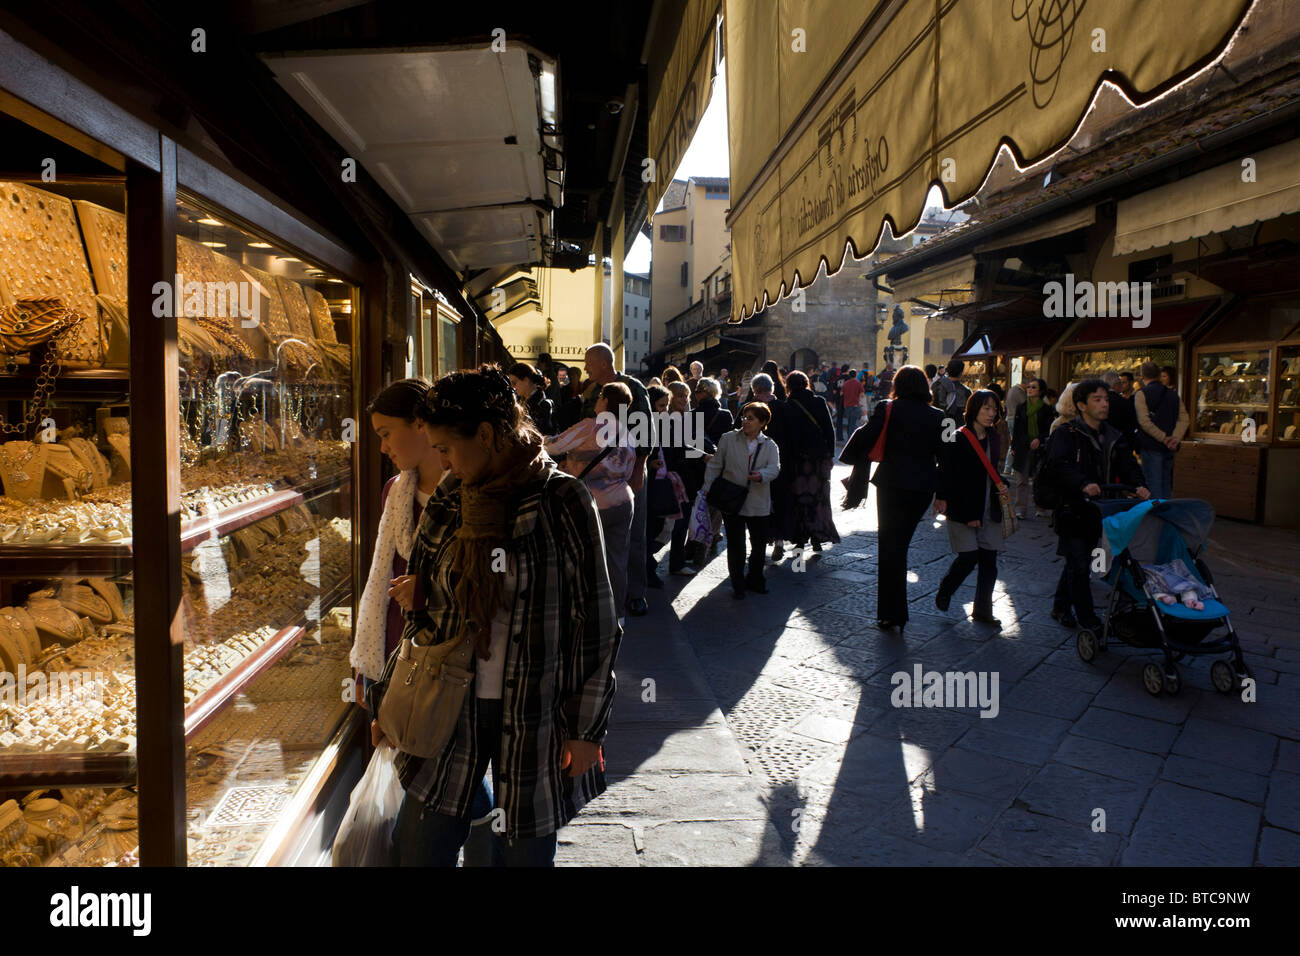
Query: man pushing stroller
[[1037, 379, 1151, 631]]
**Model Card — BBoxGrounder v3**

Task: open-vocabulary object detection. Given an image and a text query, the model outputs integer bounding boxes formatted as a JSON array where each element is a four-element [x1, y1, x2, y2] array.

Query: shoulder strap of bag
[[792, 395, 819, 428], [577, 445, 614, 480], [960, 427, 1007, 490]]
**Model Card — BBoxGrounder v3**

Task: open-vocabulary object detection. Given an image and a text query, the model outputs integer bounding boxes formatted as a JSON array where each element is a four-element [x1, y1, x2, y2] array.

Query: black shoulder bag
[[706, 439, 758, 515]]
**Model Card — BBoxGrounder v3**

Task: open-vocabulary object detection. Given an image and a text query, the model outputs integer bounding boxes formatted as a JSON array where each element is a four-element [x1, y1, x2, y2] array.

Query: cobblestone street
[[560, 460, 1300, 866]]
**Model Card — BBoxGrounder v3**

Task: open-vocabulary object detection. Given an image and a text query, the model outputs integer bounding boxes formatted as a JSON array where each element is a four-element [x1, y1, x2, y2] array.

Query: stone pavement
[[558, 458, 1300, 866]]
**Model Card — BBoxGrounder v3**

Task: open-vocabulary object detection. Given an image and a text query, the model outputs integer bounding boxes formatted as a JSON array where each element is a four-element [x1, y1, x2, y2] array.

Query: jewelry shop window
[[0, 114, 138, 866], [171, 195, 356, 865]]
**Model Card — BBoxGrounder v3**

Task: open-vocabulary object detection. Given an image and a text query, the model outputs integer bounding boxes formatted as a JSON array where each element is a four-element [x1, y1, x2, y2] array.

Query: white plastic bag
[[332, 741, 404, 866], [687, 491, 712, 544]]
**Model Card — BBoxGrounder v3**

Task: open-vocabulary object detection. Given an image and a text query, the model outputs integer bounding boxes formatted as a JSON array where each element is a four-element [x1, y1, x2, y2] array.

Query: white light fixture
[[196, 217, 223, 226], [200, 241, 226, 248], [278, 256, 301, 263], [248, 241, 272, 249]]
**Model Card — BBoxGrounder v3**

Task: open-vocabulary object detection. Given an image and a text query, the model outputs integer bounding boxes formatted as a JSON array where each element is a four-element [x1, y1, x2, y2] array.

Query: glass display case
[[0, 149, 358, 865], [0, 170, 140, 866], [1277, 347, 1300, 442], [1065, 345, 1177, 382], [1193, 348, 1271, 439], [172, 195, 356, 866]]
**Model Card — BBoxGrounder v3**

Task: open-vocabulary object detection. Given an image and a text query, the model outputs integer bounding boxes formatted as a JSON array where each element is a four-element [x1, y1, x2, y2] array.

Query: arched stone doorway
[[790, 348, 819, 374]]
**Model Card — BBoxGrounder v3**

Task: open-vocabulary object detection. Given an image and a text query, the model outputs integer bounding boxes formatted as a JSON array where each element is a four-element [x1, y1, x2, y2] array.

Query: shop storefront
[[0, 22, 498, 866], [1177, 293, 1300, 524], [950, 308, 1071, 391], [1058, 301, 1215, 387]]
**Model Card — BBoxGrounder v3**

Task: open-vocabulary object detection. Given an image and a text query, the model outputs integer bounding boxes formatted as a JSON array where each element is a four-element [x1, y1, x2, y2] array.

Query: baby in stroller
[[1141, 558, 1211, 611]]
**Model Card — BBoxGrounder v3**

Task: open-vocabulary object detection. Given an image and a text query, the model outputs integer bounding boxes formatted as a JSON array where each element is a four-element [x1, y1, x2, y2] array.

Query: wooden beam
[[129, 136, 186, 867]]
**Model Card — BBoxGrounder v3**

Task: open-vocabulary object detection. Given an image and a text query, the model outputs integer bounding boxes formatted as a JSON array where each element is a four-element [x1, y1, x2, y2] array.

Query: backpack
[[945, 379, 971, 417], [1033, 424, 1082, 511]]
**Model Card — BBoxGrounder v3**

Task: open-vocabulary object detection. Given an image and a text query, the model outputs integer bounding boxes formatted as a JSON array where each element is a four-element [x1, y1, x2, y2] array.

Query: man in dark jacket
[[1102, 370, 1138, 452], [1040, 379, 1150, 630]]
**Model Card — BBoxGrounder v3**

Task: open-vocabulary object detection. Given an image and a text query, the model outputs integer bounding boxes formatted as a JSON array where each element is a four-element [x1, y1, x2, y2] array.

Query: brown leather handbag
[[376, 632, 475, 758]]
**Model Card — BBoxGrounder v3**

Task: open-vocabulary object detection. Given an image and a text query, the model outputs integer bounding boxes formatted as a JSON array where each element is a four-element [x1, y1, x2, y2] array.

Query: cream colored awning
[[646, 0, 722, 213], [887, 254, 976, 304], [1115, 139, 1300, 255], [724, 0, 1252, 319], [974, 206, 1097, 253]]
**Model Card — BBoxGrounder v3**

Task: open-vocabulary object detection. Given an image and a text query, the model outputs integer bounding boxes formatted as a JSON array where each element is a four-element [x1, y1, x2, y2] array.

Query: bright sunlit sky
[[623, 62, 730, 276]]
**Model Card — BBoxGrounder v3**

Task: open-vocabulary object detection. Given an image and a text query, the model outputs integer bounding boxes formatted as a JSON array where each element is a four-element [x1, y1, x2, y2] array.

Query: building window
[[924, 339, 932, 354], [690, 222, 694, 244], [942, 338, 956, 355], [680, 262, 688, 287], [624, 304, 629, 316], [633, 306, 638, 318], [659, 224, 686, 241], [704, 186, 728, 199]]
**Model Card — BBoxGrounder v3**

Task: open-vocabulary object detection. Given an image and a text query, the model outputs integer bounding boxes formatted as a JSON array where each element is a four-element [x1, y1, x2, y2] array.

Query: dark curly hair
[[416, 364, 541, 446]]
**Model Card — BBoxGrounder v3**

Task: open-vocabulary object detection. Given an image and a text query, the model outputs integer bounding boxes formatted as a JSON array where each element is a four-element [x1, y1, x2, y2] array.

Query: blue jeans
[[391, 699, 557, 866], [1140, 449, 1174, 499], [843, 405, 862, 438]]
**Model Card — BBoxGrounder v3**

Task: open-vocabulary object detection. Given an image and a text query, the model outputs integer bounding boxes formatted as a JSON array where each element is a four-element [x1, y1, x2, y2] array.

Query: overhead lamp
[[278, 256, 301, 263], [248, 242, 272, 249], [200, 241, 226, 248], [196, 217, 223, 226]]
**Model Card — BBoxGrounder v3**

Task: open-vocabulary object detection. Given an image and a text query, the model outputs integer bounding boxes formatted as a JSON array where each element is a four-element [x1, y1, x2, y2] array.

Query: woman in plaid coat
[[382, 366, 621, 866]]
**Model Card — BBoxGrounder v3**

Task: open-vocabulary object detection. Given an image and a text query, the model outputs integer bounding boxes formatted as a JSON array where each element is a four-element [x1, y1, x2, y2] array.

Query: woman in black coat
[[694, 377, 734, 443], [934, 390, 1010, 628], [839, 365, 945, 633], [1010, 377, 1054, 518], [781, 371, 842, 552], [509, 362, 556, 435]]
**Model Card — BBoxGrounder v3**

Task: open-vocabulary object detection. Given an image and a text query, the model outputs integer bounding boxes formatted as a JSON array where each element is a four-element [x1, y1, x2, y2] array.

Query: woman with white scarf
[[352, 378, 443, 705]]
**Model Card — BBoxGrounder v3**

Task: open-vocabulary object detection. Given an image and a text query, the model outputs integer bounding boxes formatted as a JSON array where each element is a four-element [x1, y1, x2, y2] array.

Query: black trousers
[[1054, 532, 1099, 623], [722, 512, 769, 590], [876, 485, 934, 623], [938, 547, 999, 616]]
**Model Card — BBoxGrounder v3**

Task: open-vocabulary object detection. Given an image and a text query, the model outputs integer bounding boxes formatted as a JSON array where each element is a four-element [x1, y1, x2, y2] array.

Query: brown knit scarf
[[449, 437, 547, 659]]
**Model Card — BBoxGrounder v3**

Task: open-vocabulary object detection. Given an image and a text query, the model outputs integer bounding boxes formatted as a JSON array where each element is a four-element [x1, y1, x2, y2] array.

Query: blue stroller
[[1076, 495, 1250, 696]]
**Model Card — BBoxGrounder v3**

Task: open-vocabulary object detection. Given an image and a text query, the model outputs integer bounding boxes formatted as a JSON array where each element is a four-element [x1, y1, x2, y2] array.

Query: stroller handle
[[1088, 483, 1140, 499]]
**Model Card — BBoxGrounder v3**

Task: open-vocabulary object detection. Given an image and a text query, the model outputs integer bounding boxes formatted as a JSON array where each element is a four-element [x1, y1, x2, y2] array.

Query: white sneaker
[[1014, 511, 1026, 520]]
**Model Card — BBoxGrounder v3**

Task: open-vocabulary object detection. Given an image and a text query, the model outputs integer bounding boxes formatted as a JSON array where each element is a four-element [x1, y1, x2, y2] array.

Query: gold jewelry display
[[0, 606, 41, 664], [26, 591, 88, 646], [106, 432, 130, 483], [60, 436, 111, 490], [0, 441, 92, 501], [0, 183, 105, 367]]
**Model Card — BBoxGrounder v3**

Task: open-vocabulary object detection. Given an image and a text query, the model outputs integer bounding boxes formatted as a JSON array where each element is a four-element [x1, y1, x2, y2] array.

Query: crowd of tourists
[[347, 345, 1188, 866]]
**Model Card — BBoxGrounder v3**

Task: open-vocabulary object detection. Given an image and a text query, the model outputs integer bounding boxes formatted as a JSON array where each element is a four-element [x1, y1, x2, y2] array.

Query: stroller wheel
[[1211, 660, 1236, 694], [1076, 629, 1098, 663], [1163, 665, 1183, 697], [1142, 663, 1164, 696]]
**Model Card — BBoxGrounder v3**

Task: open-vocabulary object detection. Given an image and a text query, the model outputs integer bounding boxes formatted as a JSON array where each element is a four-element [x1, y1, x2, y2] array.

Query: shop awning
[[724, 0, 1251, 320], [954, 319, 1071, 359], [266, 44, 561, 272], [1114, 139, 1300, 255], [646, 0, 721, 213], [1067, 299, 1216, 345], [887, 254, 977, 305], [973, 206, 1097, 254]]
